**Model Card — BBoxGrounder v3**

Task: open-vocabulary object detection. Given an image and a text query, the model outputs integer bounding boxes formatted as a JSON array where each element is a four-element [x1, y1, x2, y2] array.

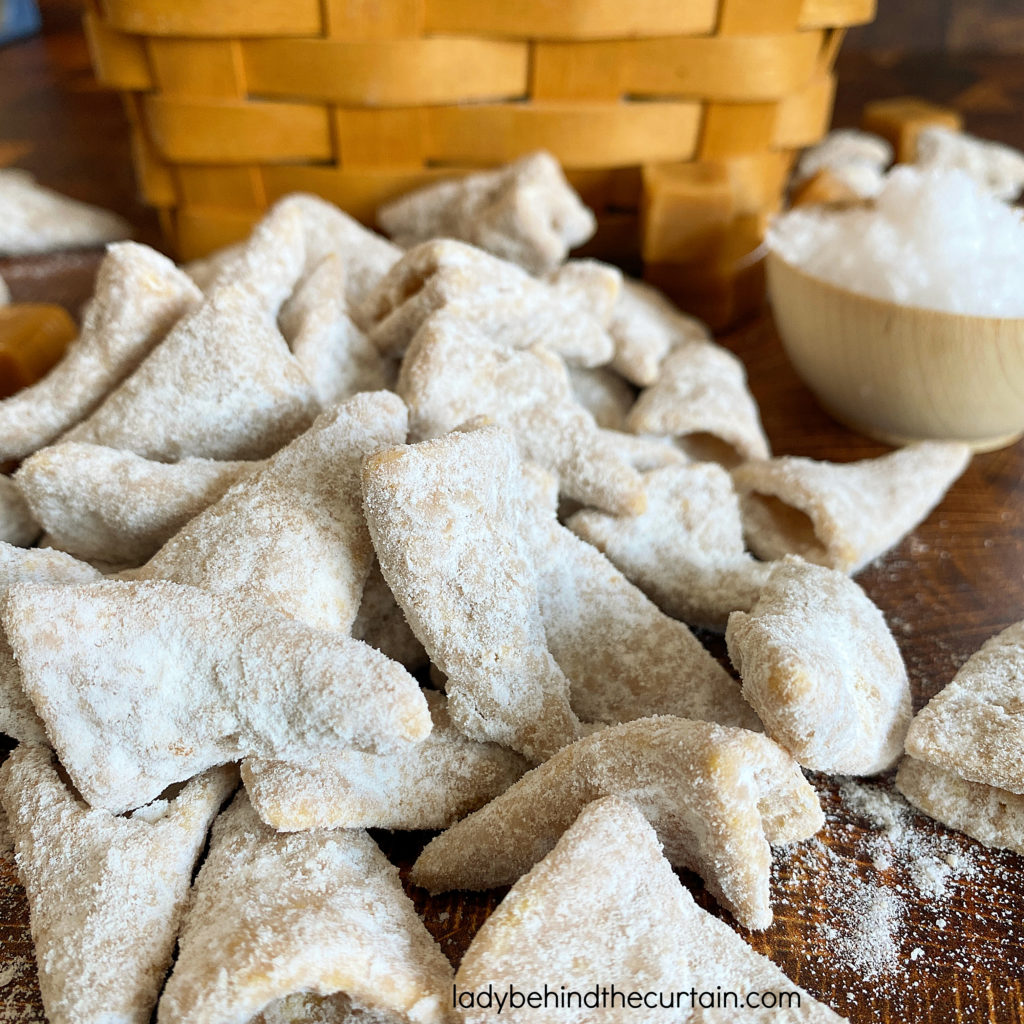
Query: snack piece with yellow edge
[[362, 426, 582, 764], [455, 796, 847, 1024], [3, 578, 432, 814], [0, 746, 236, 1024], [411, 715, 822, 931], [157, 791, 455, 1024], [726, 556, 912, 776]]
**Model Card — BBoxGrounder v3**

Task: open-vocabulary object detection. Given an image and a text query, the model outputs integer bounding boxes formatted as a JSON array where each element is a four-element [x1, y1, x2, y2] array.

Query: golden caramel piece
[[158, 793, 454, 1024], [64, 281, 319, 461], [897, 756, 1024, 857], [626, 340, 770, 467], [278, 254, 390, 408], [377, 151, 595, 275], [861, 95, 963, 164], [456, 797, 846, 1024], [0, 169, 129, 256], [356, 239, 615, 367], [0, 746, 235, 1024], [726, 556, 911, 776], [243, 690, 528, 831], [16, 443, 256, 566], [0, 303, 77, 399], [521, 463, 758, 731], [0, 243, 201, 462], [731, 442, 971, 574], [363, 427, 581, 763], [411, 716, 822, 931], [0, 475, 37, 547], [398, 311, 645, 515], [4, 579, 431, 813], [608, 277, 712, 387], [569, 463, 771, 631], [129, 392, 407, 632], [0, 544, 101, 745], [904, 620, 1024, 795], [351, 559, 428, 671]]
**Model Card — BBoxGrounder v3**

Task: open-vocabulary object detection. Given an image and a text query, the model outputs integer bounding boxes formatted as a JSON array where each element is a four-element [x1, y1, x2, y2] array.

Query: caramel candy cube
[[861, 96, 963, 163], [0, 303, 76, 399]]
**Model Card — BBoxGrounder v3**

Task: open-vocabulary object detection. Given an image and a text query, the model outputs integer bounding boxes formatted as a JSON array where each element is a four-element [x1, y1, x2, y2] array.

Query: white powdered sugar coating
[[769, 166, 1024, 316]]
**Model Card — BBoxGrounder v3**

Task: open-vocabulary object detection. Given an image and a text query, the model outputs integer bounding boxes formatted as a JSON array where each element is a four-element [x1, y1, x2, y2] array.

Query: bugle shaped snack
[[278, 192, 402, 307], [731, 442, 971, 574], [357, 239, 614, 367], [411, 716, 822, 930], [566, 366, 634, 431], [363, 427, 580, 763], [0, 745, 235, 1024], [904, 620, 1024, 794], [0, 545, 101, 745], [608, 277, 712, 387], [377, 151, 595, 275], [456, 797, 846, 1024], [4, 579, 431, 813], [521, 463, 758, 730], [243, 690, 528, 831], [0, 475, 37, 547], [158, 792, 454, 1024], [626, 340, 770, 467], [0, 242, 201, 462], [16, 443, 256, 565], [351, 559, 428, 671], [726, 556, 911, 776], [278, 254, 390, 408], [398, 312, 644, 515], [131, 392, 406, 632], [0, 169, 129, 256], [569, 463, 771, 630], [64, 281, 319, 461], [896, 756, 1024, 856]]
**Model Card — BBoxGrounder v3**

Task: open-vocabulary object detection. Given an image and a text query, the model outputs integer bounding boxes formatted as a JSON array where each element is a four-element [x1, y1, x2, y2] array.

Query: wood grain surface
[[4, 15, 1024, 1024]]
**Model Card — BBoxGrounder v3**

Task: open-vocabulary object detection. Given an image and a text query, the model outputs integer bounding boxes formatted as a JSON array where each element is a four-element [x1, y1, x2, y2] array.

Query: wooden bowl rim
[[766, 248, 1024, 330]]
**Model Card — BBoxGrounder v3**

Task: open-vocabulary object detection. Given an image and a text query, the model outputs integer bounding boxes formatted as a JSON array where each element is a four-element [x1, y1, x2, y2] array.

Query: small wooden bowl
[[766, 251, 1024, 452]]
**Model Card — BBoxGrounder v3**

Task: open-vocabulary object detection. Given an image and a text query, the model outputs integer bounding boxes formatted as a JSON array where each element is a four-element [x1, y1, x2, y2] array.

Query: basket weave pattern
[[84, 0, 874, 318]]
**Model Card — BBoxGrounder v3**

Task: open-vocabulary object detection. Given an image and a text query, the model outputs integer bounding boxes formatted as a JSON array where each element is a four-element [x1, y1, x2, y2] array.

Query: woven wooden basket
[[83, 0, 874, 324]]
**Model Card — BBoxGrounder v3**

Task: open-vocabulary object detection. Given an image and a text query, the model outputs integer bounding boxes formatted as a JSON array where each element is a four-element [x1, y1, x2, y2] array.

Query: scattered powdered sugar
[[770, 775, 1017, 1021], [768, 165, 1024, 316], [821, 878, 904, 978]]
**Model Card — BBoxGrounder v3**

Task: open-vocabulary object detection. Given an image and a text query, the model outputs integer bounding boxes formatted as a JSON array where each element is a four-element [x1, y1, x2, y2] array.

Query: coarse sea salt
[[768, 165, 1024, 317]]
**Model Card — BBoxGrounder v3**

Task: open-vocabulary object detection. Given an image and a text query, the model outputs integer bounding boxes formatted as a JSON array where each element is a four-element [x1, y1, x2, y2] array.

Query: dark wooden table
[[3, 16, 1024, 1024]]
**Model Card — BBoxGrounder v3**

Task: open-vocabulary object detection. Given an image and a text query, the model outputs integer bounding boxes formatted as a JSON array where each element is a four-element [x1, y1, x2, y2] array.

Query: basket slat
[[83, 10, 151, 89], [176, 166, 265, 210], [144, 96, 333, 163], [774, 72, 835, 147], [699, 102, 778, 159], [241, 37, 530, 107], [530, 31, 825, 102], [716, 0, 804, 35], [797, 0, 875, 30], [335, 102, 702, 170], [146, 38, 246, 97], [421, 0, 717, 41], [100, 0, 322, 37], [324, 0, 426, 40]]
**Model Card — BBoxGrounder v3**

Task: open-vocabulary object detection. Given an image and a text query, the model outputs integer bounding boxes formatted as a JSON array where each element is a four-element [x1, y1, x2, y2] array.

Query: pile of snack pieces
[[0, 128, 1021, 1024]]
